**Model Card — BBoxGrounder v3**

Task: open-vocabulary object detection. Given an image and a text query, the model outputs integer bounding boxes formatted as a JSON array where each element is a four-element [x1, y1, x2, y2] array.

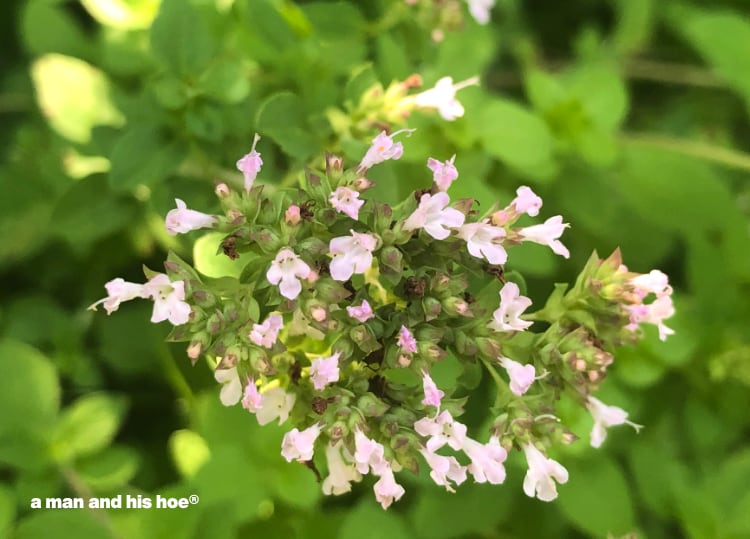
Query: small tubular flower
[[462, 436, 507, 484], [310, 352, 341, 391], [427, 155, 458, 191], [358, 129, 413, 171], [587, 396, 642, 448], [242, 378, 263, 412], [413, 76, 479, 121], [488, 282, 532, 332], [522, 444, 569, 502], [419, 448, 467, 492], [322, 442, 362, 495], [518, 215, 570, 258], [397, 325, 418, 353], [88, 278, 147, 315], [421, 371, 444, 408], [267, 248, 311, 300], [215, 366, 242, 406], [249, 313, 284, 348], [346, 300, 374, 323], [403, 192, 465, 240], [255, 387, 296, 426], [511, 186, 542, 217], [143, 274, 192, 326], [458, 220, 507, 265], [330, 187, 365, 220], [236, 133, 263, 191], [281, 424, 322, 462], [354, 430, 388, 475], [329, 230, 378, 281], [373, 465, 406, 509], [414, 410, 467, 452], [165, 199, 216, 235], [498, 356, 537, 396]]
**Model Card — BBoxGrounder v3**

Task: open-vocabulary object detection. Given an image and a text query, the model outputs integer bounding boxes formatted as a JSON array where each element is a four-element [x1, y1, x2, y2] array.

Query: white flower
[[518, 215, 570, 258], [358, 129, 413, 170], [511, 186, 542, 217], [414, 410, 467, 452], [373, 465, 406, 509], [266, 248, 311, 300], [403, 192, 465, 240], [329, 230, 378, 281], [587, 396, 642, 448], [498, 356, 537, 396], [522, 444, 569, 502], [458, 220, 507, 265], [419, 448, 467, 492], [165, 199, 216, 235], [215, 366, 242, 406], [330, 187, 365, 220], [427, 155, 458, 191], [322, 442, 362, 495], [281, 424, 322, 462], [88, 277, 147, 315], [462, 436, 507, 484], [466, 0, 495, 25], [413, 76, 479, 121], [354, 430, 388, 475], [488, 282, 532, 332], [255, 387, 296, 426], [142, 274, 192, 326]]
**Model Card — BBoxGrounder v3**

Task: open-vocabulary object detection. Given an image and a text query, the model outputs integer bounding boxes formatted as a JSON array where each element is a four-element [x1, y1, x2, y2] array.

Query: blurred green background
[[1, 0, 750, 538]]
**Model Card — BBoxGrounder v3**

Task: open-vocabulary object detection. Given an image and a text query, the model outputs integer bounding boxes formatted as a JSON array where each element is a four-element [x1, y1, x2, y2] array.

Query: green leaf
[[193, 232, 256, 279], [472, 97, 557, 180], [338, 500, 411, 539], [256, 92, 318, 159], [0, 484, 14, 538], [198, 58, 251, 104], [14, 511, 111, 539], [109, 127, 184, 191], [169, 429, 211, 479], [612, 0, 654, 54], [76, 445, 140, 491], [614, 345, 666, 388], [563, 62, 629, 130], [80, 0, 159, 30], [557, 454, 636, 537], [51, 393, 128, 462], [150, 0, 217, 75], [21, 1, 89, 57]]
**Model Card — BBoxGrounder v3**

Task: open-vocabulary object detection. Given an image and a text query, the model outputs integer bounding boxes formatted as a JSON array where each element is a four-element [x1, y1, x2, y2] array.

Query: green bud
[[430, 272, 452, 296], [249, 227, 281, 253], [357, 393, 390, 417], [206, 311, 225, 335], [327, 421, 349, 442], [421, 297, 442, 321], [394, 452, 420, 476], [476, 336, 502, 359], [249, 347, 273, 375], [316, 278, 351, 303], [192, 289, 216, 308], [415, 325, 444, 342], [380, 246, 403, 273], [441, 296, 473, 317], [350, 325, 381, 354]]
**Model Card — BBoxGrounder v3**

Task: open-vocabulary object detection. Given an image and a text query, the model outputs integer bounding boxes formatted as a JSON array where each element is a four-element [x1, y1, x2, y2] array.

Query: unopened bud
[[421, 297, 442, 321], [352, 176, 375, 191], [327, 421, 348, 442], [476, 336, 502, 359], [316, 278, 351, 303], [357, 394, 389, 417], [442, 296, 473, 317], [380, 246, 403, 273], [215, 182, 231, 198], [491, 210, 509, 226], [285, 205, 301, 225], [187, 341, 203, 364], [397, 353, 412, 367], [192, 289, 215, 308], [206, 311, 225, 335]]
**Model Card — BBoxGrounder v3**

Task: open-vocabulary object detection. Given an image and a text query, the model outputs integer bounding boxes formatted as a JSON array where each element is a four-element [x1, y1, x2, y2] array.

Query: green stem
[[481, 358, 508, 411], [159, 344, 195, 411], [621, 133, 750, 173]]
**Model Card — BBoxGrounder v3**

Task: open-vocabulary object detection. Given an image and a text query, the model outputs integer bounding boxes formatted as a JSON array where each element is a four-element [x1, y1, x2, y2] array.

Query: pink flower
[[413, 76, 479, 121], [310, 352, 341, 390], [281, 424, 322, 462], [488, 282, 532, 332], [419, 448, 467, 492], [236, 133, 263, 191], [626, 295, 675, 341], [354, 430, 388, 475], [458, 220, 507, 265], [587, 397, 642, 448], [427, 155, 458, 191], [518, 215, 570, 258], [630, 270, 672, 299], [165, 199, 216, 235], [414, 410, 467, 452], [397, 325, 417, 353], [249, 313, 284, 348], [215, 366, 242, 406], [466, 0, 495, 25], [267, 248, 311, 300], [143, 274, 192, 325], [330, 187, 365, 220], [89, 278, 148, 315], [522, 444, 569, 502], [463, 436, 507, 484], [329, 230, 378, 281], [403, 192, 465, 240], [322, 442, 362, 495], [347, 300, 374, 323], [358, 129, 414, 171], [285, 205, 301, 225], [242, 378, 263, 412], [511, 186, 542, 217], [421, 371, 444, 408], [498, 356, 536, 396], [373, 466, 406, 509], [255, 387, 296, 426]]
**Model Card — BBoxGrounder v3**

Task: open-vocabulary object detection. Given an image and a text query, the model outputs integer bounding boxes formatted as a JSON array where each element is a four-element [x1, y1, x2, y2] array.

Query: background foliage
[[1, 0, 750, 538]]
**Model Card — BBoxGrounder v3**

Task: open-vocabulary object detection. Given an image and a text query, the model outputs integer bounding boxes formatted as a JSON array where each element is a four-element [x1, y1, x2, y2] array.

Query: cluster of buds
[[91, 130, 674, 508]]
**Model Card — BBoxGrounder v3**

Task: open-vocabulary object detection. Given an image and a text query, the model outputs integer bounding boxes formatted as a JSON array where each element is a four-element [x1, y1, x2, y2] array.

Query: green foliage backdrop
[[1, 0, 749, 538]]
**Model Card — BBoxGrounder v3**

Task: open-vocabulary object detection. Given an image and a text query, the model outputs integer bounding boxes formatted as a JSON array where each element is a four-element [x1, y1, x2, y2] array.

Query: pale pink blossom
[[242, 378, 263, 412], [285, 205, 301, 225], [236, 133, 263, 191], [143, 274, 192, 325], [587, 397, 642, 448], [463, 436, 507, 484], [310, 352, 340, 390], [626, 295, 675, 341], [88, 278, 147, 315], [267, 248, 311, 300], [630, 270, 672, 299], [522, 444, 569, 502], [419, 448, 467, 492], [427, 155, 458, 191], [255, 387, 296, 425], [413, 76, 479, 121], [329, 230, 378, 281], [215, 366, 242, 406], [458, 220, 507, 265], [511, 186, 542, 217], [397, 325, 417, 353], [488, 282, 532, 332], [330, 187, 365, 220], [249, 313, 284, 348], [403, 192, 465, 240], [422, 371, 444, 408], [354, 430, 388, 475], [165, 199, 216, 235], [466, 0, 495, 24], [373, 466, 406, 509], [281, 424, 322, 462], [358, 129, 413, 171], [414, 410, 467, 452], [322, 442, 362, 495], [347, 300, 374, 323], [498, 356, 537, 396], [518, 215, 570, 258]]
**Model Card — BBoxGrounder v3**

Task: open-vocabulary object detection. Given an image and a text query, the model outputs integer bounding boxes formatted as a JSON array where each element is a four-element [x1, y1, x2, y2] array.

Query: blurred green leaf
[[612, 0, 654, 53], [21, 1, 89, 57], [339, 500, 410, 539], [193, 232, 256, 279], [256, 92, 319, 160], [13, 511, 111, 539], [109, 127, 184, 191], [169, 429, 211, 479], [198, 59, 251, 104], [150, 0, 217, 75], [76, 445, 140, 491]]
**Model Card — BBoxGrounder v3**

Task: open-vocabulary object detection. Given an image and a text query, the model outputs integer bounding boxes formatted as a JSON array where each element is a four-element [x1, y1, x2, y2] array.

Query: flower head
[[329, 230, 378, 281], [518, 215, 570, 258], [413, 76, 479, 121], [281, 424, 322, 462], [236, 133, 263, 191], [522, 444, 569, 502], [267, 248, 311, 300], [255, 386, 296, 426], [463, 436, 507, 484], [165, 199, 216, 235], [358, 129, 413, 171], [458, 220, 507, 265], [427, 155, 458, 191], [498, 356, 537, 396], [143, 274, 192, 326], [511, 186, 542, 217], [488, 282, 532, 332], [403, 192, 465, 240], [330, 187, 365, 220], [414, 410, 467, 452], [215, 366, 242, 406], [310, 352, 341, 390], [249, 313, 284, 348], [347, 300, 374, 323], [587, 396, 642, 448]]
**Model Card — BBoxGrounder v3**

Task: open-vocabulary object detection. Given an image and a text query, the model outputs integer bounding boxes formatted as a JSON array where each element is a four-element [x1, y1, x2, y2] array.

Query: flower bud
[[379, 246, 403, 273], [352, 176, 376, 191], [476, 336, 502, 359], [397, 353, 412, 367], [415, 325, 444, 342], [249, 347, 273, 375], [285, 205, 301, 225], [215, 182, 231, 198], [186, 339, 205, 365], [192, 289, 216, 308], [454, 331, 478, 356], [327, 421, 349, 442], [421, 297, 442, 321], [357, 394, 390, 417], [331, 337, 355, 359], [441, 296, 473, 317], [315, 278, 352, 304], [350, 325, 380, 354], [395, 452, 420, 475], [206, 311, 225, 335], [249, 228, 281, 253]]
